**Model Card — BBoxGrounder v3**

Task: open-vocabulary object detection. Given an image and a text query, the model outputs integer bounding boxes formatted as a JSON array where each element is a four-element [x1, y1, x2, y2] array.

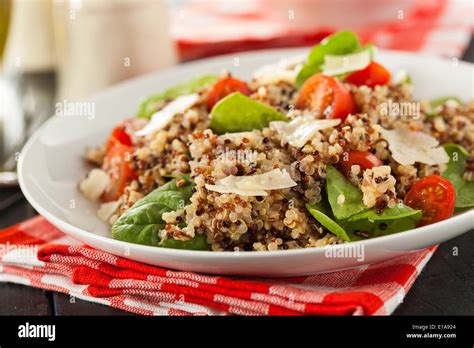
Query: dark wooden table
[[1, 41, 473, 316]]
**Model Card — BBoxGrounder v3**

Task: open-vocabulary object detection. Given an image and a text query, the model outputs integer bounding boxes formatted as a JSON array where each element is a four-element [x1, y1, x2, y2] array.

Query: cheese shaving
[[205, 169, 297, 196], [135, 93, 199, 136], [379, 127, 449, 165], [253, 55, 306, 85], [270, 116, 340, 148], [322, 49, 372, 76]]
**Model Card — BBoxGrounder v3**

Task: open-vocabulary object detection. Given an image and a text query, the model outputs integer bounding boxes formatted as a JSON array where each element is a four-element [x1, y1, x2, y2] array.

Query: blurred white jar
[[53, 0, 176, 101], [4, 0, 56, 72]]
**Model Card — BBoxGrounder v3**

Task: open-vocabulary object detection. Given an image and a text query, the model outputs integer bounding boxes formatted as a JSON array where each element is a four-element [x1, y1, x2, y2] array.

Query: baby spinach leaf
[[296, 31, 362, 88], [338, 207, 422, 239], [306, 199, 421, 242], [325, 165, 368, 220], [345, 204, 421, 222], [160, 234, 210, 250], [306, 202, 356, 242], [137, 75, 218, 119], [442, 144, 474, 208], [112, 178, 210, 250], [210, 92, 288, 134]]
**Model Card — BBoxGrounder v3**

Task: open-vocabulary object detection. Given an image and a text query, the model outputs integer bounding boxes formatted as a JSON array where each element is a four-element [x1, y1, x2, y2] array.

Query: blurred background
[[0, 0, 473, 186]]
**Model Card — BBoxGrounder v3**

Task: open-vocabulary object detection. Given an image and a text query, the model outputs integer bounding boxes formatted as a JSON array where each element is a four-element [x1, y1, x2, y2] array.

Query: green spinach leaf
[[325, 165, 368, 220], [112, 178, 210, 250], [442, 144, 474, 208], [210, 92, 288, 134], [306, 199, 421, 242], [339, 205, 422, 239], [296, 31, 362, 88], [306, 201, 355, 242], [137, 75, 218, 119], [160, 234, 209, 250]]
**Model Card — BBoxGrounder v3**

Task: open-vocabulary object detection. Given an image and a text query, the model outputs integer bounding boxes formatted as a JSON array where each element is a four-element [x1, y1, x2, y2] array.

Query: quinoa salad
[[79, 31, 474, 252]]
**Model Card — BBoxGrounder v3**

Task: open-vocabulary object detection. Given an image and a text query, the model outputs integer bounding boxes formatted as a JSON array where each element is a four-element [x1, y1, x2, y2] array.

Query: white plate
[[18, 48, 474, 277]]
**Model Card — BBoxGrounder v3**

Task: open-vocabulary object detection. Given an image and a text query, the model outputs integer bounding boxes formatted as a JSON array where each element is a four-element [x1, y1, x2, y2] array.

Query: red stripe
[[0, 216, 64, 245], [72, 266, 113, 287], [98, 262, 149, 281], [354, 264, 418, 288], [38, 244, 71, 259], [323, 291, 385, 315], [87, 286, 123, 297], [0, 230, 44, 245]]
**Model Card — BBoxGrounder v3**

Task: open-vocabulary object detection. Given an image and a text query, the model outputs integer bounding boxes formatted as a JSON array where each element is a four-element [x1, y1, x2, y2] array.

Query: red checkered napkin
[[0, 216, 436, 316], [173, 0, 473, 60]]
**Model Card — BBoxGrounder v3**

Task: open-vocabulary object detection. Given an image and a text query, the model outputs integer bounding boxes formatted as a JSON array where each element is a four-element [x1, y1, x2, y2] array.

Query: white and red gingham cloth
[[0, 216, 437, 316], [173, 0, 473, 61]]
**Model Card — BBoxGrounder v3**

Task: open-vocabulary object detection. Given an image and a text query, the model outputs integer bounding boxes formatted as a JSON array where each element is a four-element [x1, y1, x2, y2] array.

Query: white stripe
[[157, 299, 224, 315], [383, 286, 406, 315], [214, 294, 270, 315], [250, 292, 306, 312], [147, 275, 200, 288], [41, 273, 88, 293], [165, 271, 218, 284], [0, 273, 32, 286], [123, 298, 175, 315], [1, 248, 44, 267], [269, 284, 326, 303]]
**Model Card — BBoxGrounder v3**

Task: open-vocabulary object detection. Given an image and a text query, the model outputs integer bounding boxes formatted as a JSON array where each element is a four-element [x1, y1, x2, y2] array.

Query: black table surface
[[1, 41, 473, 316]]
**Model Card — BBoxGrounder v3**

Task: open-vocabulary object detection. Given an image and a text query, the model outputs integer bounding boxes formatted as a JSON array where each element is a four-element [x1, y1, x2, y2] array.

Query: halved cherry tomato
[[404, 175, 456, 227], [296, 73, 356, 121], [106, 124, 133, 151], [340, 151, 383, 176], [345, 62, 391, 88], [101, 143, 137, 202], [207, 77, 251, 110]]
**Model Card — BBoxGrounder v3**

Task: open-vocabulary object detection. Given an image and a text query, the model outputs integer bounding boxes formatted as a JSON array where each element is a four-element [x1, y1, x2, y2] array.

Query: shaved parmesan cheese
[[79, 169, 109, 201], [253, 55, 306, 85], [270, 116, 340, 148], [135, 93, 199, 136], [322, 49, 372, 76], [205, 169, 297, 196], [97, 199, 122, 222], [378, 127, 449, 165]]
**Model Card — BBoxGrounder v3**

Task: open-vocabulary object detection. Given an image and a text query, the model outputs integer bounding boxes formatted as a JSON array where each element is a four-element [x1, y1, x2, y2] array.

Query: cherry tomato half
[[403, 175, 456, 227], [340, 151, 383, 176], [296, 73, 356, 121], [106, 124, 133, 151], [345, 62, 391, 88], [207, 77, 251, 110], [101, 143, 137, 202]]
